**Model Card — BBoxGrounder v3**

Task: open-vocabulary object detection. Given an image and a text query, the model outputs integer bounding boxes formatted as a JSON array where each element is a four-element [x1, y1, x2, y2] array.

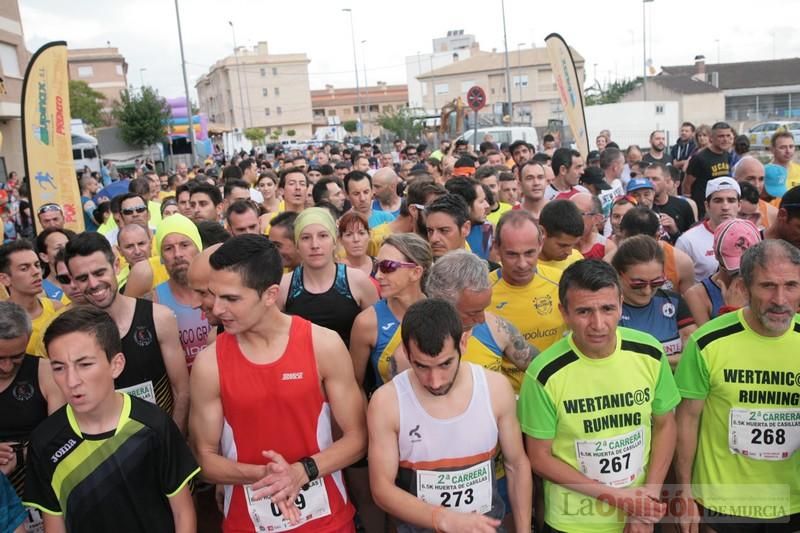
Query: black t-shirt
[[686, 148, 731, 218], [24, 394, 199, 533], [653, 195, 696, 240], [642, 151, 674, 166]]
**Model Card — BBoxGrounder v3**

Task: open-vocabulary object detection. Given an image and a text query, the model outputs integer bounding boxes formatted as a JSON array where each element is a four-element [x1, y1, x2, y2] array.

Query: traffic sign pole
[[465, 85, 487, 148], [473, 111, 479, 152]]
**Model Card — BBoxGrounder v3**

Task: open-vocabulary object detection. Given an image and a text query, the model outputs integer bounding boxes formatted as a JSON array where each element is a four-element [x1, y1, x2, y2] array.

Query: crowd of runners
[[1, 123, 800, 532]]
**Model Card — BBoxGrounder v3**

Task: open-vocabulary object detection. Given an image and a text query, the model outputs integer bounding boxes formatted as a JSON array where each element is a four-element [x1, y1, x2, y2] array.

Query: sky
[[19, 0, 800, 104]]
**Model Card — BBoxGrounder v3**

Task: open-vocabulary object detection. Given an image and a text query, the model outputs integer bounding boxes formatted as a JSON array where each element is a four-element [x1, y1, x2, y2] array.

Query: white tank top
[[394, 363, 505, 530]]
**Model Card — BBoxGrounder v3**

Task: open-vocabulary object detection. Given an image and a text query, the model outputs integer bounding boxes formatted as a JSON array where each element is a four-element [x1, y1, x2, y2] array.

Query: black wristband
[[299, 456, 318, 490]]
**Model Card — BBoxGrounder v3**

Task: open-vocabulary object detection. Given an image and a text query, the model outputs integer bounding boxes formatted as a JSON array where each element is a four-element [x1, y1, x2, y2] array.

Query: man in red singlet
[[189, 234, 367, 533]]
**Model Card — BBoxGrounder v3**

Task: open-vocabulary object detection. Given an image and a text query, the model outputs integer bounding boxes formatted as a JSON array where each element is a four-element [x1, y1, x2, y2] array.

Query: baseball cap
[[587, 150, 601, 163], [713, 218, 761, 273], [626, 177, 655, 193], [764, 164, 788, 198], [580, 167, 611, 190], [705, 177, 741, 199]]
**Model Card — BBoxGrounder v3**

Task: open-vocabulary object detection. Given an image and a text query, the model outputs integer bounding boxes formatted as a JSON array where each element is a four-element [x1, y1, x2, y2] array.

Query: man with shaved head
[[734, 157, 777, 228], [371, 167, 402, 217]]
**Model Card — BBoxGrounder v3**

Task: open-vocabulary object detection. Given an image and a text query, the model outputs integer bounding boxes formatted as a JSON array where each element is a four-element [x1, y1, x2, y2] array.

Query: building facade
[[0, 0, 29, 180], [659, 56, 800, 128], [311, 83, 408, 138], [621, 75, 725, 128], [416, 46, 585, 131], [195, 41, 313, 140], [67, 47, 128, 115], [405, 30, 480, 111]]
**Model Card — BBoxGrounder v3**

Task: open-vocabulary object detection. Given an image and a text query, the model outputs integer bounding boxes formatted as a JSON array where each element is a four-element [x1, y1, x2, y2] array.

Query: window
[[435, 83, 449, 95], [262, 88, 268, 97], [369, 104, 379, 112], [272, 67, 278, 75], [655, 104, 665, 114], [491, 88, 496, 95], [72, 149, 82, 160], [277, 106, 282, 115], [77, 66, 94, 78], [274, 87, 280, 96], [260, 68, 266, 76], [383, 105, 394, 113], [512, 75, 529, 88], [115, 65, 123, 76], [265, 107, 271, 116], [353, 106, 360, 113], [0, 44, 20, 78], [327, 109, 336, 116]]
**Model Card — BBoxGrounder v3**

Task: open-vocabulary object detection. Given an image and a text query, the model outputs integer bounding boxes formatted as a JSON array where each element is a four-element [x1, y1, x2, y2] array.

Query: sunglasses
[[622, 272, 667, 290], [121, 206, 148, 216], [56, 274, 72, 285], [377, 259, 417, 274], [38, 203, 63, 215]]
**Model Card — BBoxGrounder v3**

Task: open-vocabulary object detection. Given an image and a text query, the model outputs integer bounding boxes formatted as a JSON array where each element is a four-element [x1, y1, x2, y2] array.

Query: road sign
[[466, 86, 486, 112]]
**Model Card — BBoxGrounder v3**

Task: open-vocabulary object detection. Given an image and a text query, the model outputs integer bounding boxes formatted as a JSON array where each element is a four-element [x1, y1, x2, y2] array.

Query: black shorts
[[701, 505, 800, 533]]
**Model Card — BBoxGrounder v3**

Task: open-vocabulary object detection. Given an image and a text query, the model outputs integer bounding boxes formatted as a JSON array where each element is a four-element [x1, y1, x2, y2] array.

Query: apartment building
[[311, 83, 408, 138], [196, 41, 313, 140], [67, 47, 128, 114], [0, 1, 29, 180]]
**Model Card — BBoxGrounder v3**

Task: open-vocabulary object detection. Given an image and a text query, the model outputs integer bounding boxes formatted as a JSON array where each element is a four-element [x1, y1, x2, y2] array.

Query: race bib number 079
[[729, 408, 800, 460], [416, 460, 493, 515], [244, 478, 331, 532]]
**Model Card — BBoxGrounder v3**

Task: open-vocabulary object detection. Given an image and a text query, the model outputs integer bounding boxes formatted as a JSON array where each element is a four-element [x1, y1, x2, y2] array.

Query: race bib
[[416, 460, 493, 515], [662, 337, 682, 356], [117, 381, 156, 404], [729, 408, 800, 460], [244, 478, 331, 532], [575, 428, 645, 488], [24, 508, 43, 533]]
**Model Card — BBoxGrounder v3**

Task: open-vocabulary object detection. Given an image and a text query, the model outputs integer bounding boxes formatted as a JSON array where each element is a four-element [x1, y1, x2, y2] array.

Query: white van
[[72, 133, 101, 174], [460, 127, 539, 149]]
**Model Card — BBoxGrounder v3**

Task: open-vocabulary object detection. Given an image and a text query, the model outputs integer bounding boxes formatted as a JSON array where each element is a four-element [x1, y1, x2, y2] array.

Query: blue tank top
[[466, 223, 492, 260], [701, 276, 724, 320], [369, 300, 401, 386], [154, 281, 211, 369], [41, 279, 63, 301], [619, 289, 690, 356]]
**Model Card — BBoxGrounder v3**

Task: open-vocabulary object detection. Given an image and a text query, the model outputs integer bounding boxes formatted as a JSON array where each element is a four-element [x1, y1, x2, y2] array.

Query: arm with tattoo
[[494, 315, 539, 370]]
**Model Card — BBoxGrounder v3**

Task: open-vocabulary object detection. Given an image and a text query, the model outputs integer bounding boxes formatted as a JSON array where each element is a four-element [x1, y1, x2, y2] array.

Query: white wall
[[585, 101, 679, 149]]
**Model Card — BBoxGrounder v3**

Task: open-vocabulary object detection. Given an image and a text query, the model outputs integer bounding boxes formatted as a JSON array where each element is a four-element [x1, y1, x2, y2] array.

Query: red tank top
[[216, 316, 355, 532]]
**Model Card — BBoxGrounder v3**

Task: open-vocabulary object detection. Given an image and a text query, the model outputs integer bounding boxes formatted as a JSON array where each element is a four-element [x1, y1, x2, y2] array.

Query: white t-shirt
[[675, 221, 717, 282]]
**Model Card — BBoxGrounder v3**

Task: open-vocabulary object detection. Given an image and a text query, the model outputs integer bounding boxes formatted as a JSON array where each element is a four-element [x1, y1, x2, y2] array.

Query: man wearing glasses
[[0, 301, 63, 532], [36, 204, 64, 231]]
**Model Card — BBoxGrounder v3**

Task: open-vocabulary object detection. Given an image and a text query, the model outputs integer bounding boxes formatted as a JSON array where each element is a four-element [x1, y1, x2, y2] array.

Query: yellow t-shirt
[[367, 222, 394, 257], [28, 298, 61, 357], [117, 256, 169, 292], [489, 264, 566, 391], [539, 248, 583, 272], [786, 161, 800, 189], [486, 202, 513, 228]]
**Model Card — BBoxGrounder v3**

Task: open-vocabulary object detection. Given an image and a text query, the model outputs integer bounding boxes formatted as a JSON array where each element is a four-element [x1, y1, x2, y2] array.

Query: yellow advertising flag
[[545, 33, 589, 158], [21, 41, 84, 233]]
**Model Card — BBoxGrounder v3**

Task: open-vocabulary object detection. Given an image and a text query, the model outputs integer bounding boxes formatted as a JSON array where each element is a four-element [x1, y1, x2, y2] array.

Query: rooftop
[[417, 46, 583, 79], [649, 75, 720, 95], [660, 57, 800, 90]]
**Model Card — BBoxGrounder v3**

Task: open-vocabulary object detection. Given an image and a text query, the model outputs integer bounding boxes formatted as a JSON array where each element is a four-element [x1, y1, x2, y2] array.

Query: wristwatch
[[299, 456, 318, 490]]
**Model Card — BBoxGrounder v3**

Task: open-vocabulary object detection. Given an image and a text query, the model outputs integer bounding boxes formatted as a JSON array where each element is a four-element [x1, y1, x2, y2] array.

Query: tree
[[377, 107, 423, 141], [244, 127, 266, 145], [342, 120, 358, 133], [585, 77, 642, 106], [69, 80, 105, 128], [286, 129, 296, 137], [112, 86, 170, 148]]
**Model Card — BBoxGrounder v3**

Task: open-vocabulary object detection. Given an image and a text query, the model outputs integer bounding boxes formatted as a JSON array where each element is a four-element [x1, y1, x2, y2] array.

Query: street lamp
[[361, 40, 370, 138], [228, 21, 248, 130], [342, 8, 362, 137], [174, 0, 196, 165], [642, 0, 654, 101], [517, 43, 524, 124], [500, 0, 513, 121], [139, 67, 147, 88]]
